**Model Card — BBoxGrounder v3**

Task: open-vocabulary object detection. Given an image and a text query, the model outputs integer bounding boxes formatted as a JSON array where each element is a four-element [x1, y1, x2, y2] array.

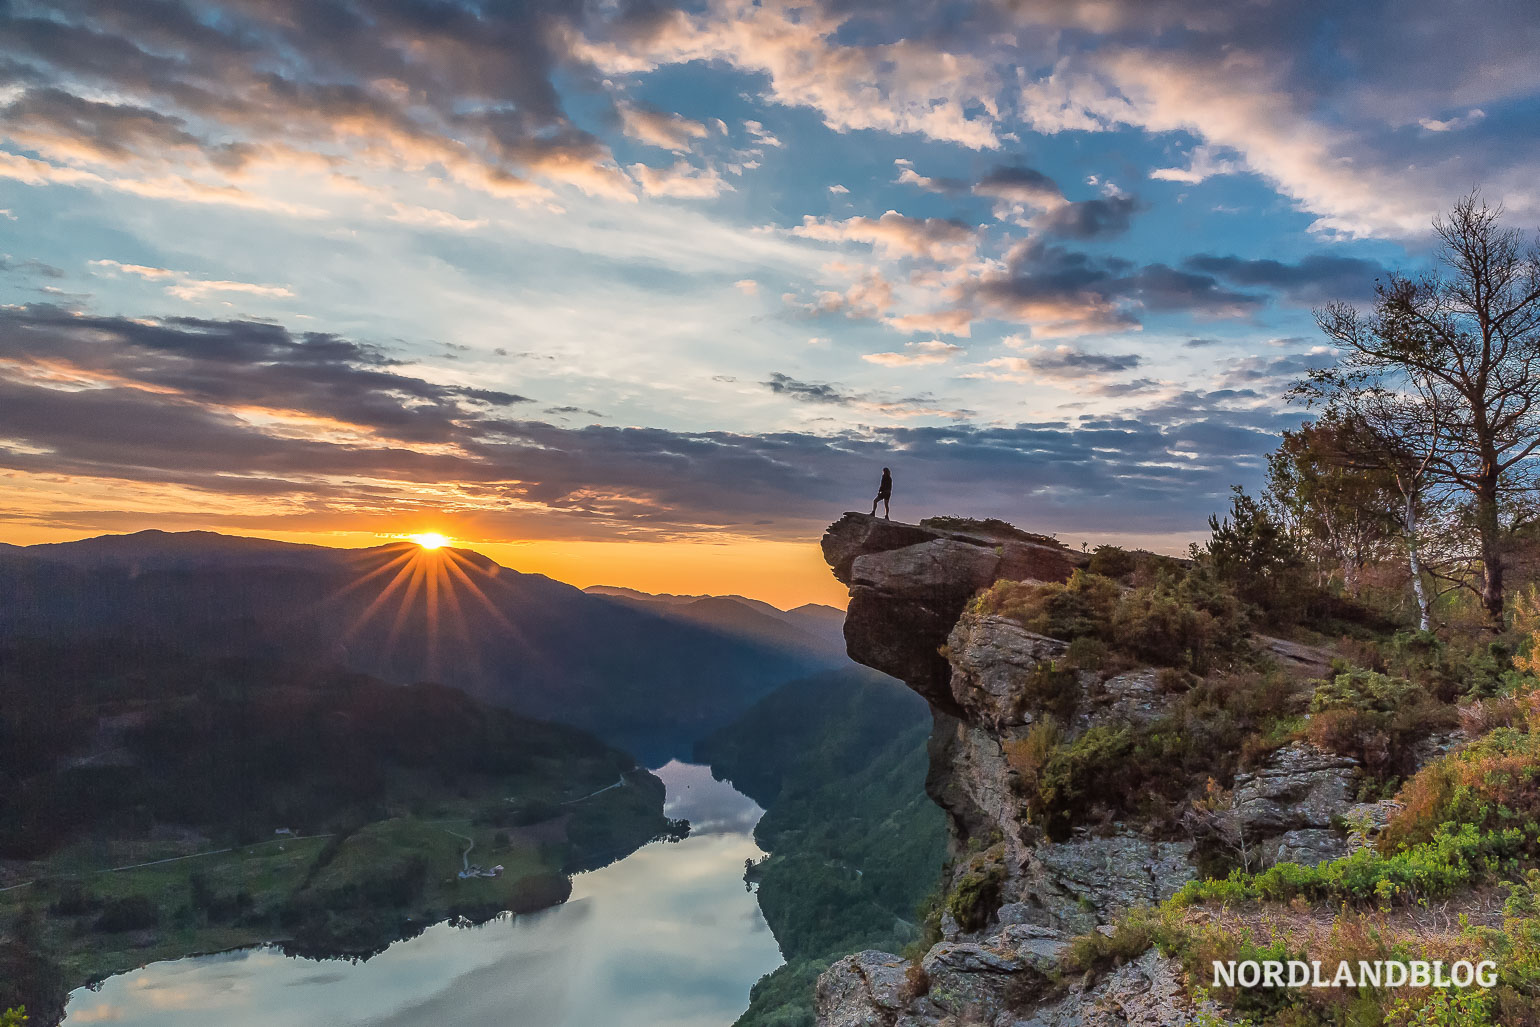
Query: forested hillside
[[698, 668, 948, 1027]]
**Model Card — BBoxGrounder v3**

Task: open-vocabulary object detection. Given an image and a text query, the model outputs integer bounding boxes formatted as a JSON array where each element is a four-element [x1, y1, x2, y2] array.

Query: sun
[[408, 532, 450, 550]]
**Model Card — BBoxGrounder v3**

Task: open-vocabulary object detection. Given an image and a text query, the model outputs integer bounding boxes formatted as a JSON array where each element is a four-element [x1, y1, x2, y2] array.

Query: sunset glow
[[0, 1, 1536, 607]]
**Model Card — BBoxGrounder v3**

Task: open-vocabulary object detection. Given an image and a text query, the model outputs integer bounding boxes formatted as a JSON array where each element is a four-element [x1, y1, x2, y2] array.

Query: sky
[[1, 0, 1538, 607]]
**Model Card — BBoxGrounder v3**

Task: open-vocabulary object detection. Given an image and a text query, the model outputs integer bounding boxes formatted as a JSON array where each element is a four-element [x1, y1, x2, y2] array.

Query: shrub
[[1064, 636, 1109, 672], [1002, 719, 1061, 792], [1110, 572, 1249, 673], [1029, 725, 1135, 838], [1174, 821, 1526, 909], [946, 846, 1007, 932], [1014, 670, 1301, 839], [1013, 663, 1079, 720], [975, 568, 1249, 673], [1381, 631, 1519, 703], [94, 894, 160, 933], [974, 571, 1121, 642], [1087, 545, 1137, 581], [900, 961, 930, 1001], [1305, 668, 1457, 780], [1061, 916, 1155, 977], [1381, 727, 1540, 853]]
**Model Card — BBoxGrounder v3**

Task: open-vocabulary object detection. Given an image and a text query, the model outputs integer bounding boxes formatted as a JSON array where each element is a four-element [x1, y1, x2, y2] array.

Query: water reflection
[[63, 761, 784, 1027]]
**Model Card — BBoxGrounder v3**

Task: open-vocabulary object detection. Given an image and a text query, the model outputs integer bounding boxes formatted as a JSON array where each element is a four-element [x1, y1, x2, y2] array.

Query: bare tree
[[1309, 193, 1540, 626]]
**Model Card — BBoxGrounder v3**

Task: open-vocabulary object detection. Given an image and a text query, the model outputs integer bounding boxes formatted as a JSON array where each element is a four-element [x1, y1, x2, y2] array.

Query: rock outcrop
[[824, 513, 1084, 714], [813, 514, 1365, 1027]]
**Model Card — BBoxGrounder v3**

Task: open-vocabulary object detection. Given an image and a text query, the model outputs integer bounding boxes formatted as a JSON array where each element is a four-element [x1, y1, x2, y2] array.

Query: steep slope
[[811, 515, 1254, 1026], [0, 532, 827, 759], [697, 667, 947, 1027], [810, 514, 1513, 1027]]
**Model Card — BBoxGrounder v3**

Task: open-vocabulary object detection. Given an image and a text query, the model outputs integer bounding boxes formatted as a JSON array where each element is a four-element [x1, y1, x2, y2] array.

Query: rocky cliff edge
[[814, 514, 1380, 1027]]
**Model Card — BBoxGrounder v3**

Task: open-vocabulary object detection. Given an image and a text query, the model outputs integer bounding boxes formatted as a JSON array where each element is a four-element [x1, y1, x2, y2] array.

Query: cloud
[[577, 0, 1005, 148], [1419, 109, 1486, 133], [630, 160, 732, 198], [386, 204, 489, 231], [792, 211, 976, 262], [828, 183, 849, 194], [965, 241, 1263, 337], [790, 271, 896, 319], [1013, 17, 1540, 236], [862, 340, 964, 367], [0, 0, 636, 205], [972, 165, 1064, 206], [1182, 253, 1388, 304], [0, 306, 1306, 541], [1, 256, 65, 279], [761, 371, 972, 419], [1008, 344, 1142, 376], [743, 120, 783, 148], [895, 166, 969, 194], [762, 371, 853, 405], [882, 308, 974, 337], [1150, 145, 1240, 184], [617, 102, 710, 151], [1036, 193, 1141, 239], [90, 260, 293, 302]]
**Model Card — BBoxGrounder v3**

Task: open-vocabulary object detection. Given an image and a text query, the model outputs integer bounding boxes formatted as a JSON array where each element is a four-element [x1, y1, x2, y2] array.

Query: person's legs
[[870, 495, 879, 515], [882, 497, 890, 519]]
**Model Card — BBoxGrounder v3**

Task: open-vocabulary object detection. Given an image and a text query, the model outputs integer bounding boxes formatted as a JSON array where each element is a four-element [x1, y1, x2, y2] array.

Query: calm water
[[63, 761, 784, 1026]]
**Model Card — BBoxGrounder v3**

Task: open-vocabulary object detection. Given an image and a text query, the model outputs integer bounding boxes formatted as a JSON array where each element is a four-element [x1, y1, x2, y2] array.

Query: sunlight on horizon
[[408, 532, 450, 550]]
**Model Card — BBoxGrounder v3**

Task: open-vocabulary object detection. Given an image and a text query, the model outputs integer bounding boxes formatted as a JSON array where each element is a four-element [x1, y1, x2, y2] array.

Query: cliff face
[[814, 514, 1371, 1027]]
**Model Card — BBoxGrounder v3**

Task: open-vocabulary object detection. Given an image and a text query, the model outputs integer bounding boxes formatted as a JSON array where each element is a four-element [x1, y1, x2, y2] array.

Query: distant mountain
[[583, 585, 848, 660], [0, 531, 835, 760]]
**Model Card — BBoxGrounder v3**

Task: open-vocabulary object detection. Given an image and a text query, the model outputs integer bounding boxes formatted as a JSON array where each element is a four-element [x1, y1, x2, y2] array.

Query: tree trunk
[[1402, 492, 1432, 632], [1474, 472, 1504, 627]]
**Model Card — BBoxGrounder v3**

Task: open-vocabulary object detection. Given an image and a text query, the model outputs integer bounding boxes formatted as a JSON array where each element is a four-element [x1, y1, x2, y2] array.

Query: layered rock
[[824, 513, 1083, 714], [813, 514, 1366, 1027]]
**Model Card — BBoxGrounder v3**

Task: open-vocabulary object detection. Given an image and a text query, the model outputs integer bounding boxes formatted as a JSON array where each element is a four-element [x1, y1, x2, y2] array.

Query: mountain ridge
[[0, 530, 838, 760]]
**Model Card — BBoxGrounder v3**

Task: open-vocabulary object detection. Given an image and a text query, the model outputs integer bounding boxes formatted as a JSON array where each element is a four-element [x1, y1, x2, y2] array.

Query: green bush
[[975, 567, 1249, 673], [1305, 668, 1457, 780], [1174, 821, 1526, 909], [946, 846, 1007, 932], [1014, 671, 1300, 840], [1013, 663, 1080, 720], [975, 570, 1121, 642], [1064, 636, 1109, 671], [93, 895, 160, 933], [1087, 545, 1137, 580]]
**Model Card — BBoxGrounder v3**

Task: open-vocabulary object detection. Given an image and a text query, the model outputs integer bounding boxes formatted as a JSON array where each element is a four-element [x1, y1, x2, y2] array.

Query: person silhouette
[[870, 467, 892, 519]]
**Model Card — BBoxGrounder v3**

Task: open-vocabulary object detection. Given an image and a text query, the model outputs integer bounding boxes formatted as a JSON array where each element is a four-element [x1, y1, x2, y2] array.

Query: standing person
[[870, 467, 892, 519]]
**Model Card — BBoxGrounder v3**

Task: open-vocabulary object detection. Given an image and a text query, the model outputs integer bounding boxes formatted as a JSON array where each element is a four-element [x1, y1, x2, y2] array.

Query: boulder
[[1005, 948, 1229, 1027], [947, 613, 1068, 726], [822, 513, 951, 584], [1022, 835, 1195, 932], [816, 951, 938, 1027], [1228, 742, 1357, 837], [997, 541, 1080, 585], [850, 538, 1003, 601], [922, 940, 1035, 1018]]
